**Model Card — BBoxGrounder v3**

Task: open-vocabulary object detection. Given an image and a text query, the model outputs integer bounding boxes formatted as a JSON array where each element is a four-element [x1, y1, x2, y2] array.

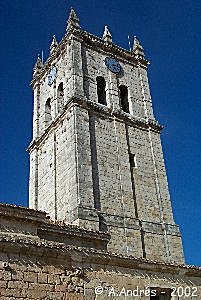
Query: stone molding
[[28, 96, 163, 153], [0, 203, 110, 251], [0, 227, 200, 277], [1, 205, 200, 300], [31, 28, 149, 87], [0, 203, 46, 223], [68, 206, 181, 237]]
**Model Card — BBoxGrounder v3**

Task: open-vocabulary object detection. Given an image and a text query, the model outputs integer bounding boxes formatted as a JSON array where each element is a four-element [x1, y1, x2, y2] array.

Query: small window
[[45, 98, 52, 127], [96, 76, 107, 105], [99, 214, 108, 232], [129, 154, 136, 168], [119, 85, 129, 113], [57, 82, 64, 113]]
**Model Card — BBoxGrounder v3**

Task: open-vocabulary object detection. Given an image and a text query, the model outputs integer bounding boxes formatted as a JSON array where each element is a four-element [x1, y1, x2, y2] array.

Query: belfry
[[29, 8, 184, 263]]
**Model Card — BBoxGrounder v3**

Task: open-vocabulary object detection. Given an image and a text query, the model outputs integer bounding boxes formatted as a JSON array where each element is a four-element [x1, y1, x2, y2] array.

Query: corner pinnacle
[[132, 36, 145, 59], [33, 54, 43, 75], [102, 25, 112, 43], [66, 7, 80, 32], [50, 35, 58, 53]]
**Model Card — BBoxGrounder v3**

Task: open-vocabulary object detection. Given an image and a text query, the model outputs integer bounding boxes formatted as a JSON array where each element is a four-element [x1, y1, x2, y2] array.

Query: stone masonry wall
[[29, 98, 184, 263], [29, 29, 184, 263], [1, 251, 201, 300], [0, 204, 200, 300]]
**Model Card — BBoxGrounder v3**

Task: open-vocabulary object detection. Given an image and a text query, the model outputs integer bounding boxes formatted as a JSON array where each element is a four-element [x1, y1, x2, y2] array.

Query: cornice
[[31, 28, 149, 88], [0, 203, 46, 223], [0, 203, 109, 237], [0, 203, 200, 275], [38, 222, 110, 244], [1, 234, 200, 277], [28, 97, 162, 153], [77, 29, 148, 66]]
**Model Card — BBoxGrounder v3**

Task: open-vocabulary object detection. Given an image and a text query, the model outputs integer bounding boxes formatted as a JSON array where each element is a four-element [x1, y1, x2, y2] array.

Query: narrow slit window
[[57, 82, 64, 113], [45, 98, 52, 127], [119, 85, 129, 113], [129, 153, 136, 168], [96, 76, 107, 105]]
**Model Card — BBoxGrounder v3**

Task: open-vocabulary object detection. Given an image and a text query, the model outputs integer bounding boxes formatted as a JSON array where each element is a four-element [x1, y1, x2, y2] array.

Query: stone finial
[[102, 26, 112, 43], [132, 36, 145, 59], [33, 54, 43, 75], [66, 7, 80, 32], [50, 35, 58, 54]]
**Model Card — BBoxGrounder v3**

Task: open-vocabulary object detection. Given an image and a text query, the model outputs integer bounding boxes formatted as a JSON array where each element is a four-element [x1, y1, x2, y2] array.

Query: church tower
[[28, 9, 184, 263]]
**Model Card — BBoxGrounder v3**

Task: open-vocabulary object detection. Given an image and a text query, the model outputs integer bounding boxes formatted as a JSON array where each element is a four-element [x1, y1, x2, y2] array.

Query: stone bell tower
[[28, 8, 184, 263]]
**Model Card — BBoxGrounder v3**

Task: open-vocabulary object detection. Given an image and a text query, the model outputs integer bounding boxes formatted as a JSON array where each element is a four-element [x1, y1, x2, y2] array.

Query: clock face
[[48, 66, 57, 86], [105, 57, 121, 74]]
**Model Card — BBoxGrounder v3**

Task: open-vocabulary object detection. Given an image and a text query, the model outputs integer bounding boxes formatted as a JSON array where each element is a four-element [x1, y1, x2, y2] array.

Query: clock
[[105, 57, 121, 74], [48, 66, 57, 86]]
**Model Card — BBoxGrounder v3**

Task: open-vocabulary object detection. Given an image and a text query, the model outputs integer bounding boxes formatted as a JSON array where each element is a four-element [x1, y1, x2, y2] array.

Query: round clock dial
[[105, 57, 121, 74], [48, 66, 57, 86]]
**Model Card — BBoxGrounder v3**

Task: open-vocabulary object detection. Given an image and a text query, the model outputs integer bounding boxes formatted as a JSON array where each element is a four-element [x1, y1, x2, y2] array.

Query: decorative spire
[[33, 54, 43, 75], [66, 7, 80, 32], [132, 36, 145, 59], [50, 35, 58, 54], [102, 25, 112, 43]]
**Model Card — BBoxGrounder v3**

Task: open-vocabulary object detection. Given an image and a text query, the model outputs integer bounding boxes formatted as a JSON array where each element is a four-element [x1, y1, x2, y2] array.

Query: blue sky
[[0, 0, 200, 266]]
